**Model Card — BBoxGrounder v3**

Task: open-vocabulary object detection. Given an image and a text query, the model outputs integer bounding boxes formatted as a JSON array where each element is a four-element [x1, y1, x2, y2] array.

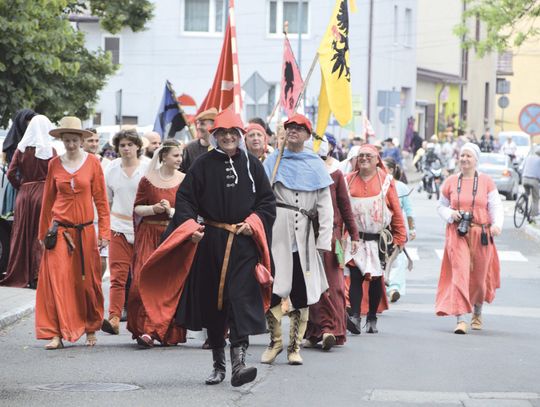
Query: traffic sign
[[498, 96, 509, 109], [519, 103, 540, 136], [379, 108, 394, 125]]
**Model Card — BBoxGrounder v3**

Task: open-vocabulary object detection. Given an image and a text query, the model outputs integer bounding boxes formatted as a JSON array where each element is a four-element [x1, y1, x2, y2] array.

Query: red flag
[[197, 0, 242, 115], [280, 35, 304, 117]]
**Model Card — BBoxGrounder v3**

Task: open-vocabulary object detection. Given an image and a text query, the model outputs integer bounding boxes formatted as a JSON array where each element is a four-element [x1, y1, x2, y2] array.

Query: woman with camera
[[436, 142, 503, 334]]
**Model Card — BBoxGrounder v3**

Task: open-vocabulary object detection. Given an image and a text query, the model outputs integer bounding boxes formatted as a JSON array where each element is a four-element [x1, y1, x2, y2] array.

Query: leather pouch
[[43, 222, 58, 250]]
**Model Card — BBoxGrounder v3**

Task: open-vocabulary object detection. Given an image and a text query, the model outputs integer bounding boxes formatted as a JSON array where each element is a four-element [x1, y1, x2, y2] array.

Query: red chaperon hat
[[209, 109, 245, 134]]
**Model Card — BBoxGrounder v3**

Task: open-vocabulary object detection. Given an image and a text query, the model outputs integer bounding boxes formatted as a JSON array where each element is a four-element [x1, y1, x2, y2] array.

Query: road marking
[[405, 247, 419, 260], [435, 249, 527, 262], [389, 303, 540, 318], [364, 390, 539, 404]]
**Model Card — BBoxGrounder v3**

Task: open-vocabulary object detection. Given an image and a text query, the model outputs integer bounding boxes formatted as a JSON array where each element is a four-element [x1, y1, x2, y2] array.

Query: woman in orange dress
[[436, 142, 503, 334], [35, 117, 110, 350], [127, 139, 186, 347]]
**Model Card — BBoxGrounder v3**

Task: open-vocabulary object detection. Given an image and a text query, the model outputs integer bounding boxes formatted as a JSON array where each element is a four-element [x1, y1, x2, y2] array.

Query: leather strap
[[56, 221, 93, 280], [205, 220, 239, 311]]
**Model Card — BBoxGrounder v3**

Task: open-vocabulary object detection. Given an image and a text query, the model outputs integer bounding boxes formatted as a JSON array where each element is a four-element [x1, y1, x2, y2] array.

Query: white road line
[[389, 303, 540, 318], [434, 249, 527, 262]]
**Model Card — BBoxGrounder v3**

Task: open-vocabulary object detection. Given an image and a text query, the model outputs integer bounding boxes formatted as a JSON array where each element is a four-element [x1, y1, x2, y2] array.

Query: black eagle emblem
[[330, 0, 350, 82]]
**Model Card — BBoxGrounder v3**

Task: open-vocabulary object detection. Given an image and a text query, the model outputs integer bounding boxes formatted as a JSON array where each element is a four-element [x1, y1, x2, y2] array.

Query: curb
[[0, 301, 35, 330], [524, 223, 540, 242]]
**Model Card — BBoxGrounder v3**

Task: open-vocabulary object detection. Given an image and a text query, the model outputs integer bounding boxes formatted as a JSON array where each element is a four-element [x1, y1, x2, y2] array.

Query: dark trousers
[[349, 266, 382, 320], [271, 252, 308, 309], [207, 303, 247, 349]]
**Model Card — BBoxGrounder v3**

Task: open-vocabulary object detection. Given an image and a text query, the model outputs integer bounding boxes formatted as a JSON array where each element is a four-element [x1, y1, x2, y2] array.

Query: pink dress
[[435, 173, 501, 316]]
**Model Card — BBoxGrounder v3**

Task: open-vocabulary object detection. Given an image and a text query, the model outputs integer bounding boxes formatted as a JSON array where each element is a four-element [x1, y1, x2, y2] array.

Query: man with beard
[[143, 131, 161, 159]]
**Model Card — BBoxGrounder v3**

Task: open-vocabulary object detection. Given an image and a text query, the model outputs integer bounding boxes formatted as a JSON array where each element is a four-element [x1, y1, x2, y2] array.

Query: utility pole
[[367, 0, 374, 118]]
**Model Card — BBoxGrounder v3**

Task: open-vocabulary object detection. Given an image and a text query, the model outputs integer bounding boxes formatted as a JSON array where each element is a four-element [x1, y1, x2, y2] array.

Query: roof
[[417, 67, 466, 85]]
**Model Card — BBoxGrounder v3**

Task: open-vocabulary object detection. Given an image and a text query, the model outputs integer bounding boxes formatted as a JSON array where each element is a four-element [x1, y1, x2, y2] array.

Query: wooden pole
[[270, 52, 318, 185], [167, 80, 197, 140]]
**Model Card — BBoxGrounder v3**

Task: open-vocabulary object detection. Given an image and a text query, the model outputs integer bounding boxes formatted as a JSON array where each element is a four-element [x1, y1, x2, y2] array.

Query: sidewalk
[[0, 286, 36, 330], [524, 222, 540, 242]]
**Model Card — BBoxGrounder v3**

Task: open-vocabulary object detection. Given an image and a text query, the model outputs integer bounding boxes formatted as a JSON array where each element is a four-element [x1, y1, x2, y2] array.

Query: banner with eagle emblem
[[315, 0, 356, 149]]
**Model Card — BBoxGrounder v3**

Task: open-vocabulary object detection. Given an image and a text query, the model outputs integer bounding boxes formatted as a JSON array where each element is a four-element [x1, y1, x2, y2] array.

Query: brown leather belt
[[471, 223, 491, 228], [205, 220, 239, 311], [144, 220, 169, 226]]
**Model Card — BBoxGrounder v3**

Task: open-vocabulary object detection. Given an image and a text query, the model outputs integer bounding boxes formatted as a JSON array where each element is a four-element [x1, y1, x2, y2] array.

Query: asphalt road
[[1, 188, 539, 407]]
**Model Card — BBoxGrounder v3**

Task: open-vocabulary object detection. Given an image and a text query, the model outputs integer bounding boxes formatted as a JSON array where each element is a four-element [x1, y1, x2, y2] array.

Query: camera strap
[[457, 171, 478, 213]]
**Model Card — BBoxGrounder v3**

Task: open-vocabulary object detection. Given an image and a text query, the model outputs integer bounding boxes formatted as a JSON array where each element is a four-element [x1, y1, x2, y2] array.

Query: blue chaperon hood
[[263, 148, 333, 192]]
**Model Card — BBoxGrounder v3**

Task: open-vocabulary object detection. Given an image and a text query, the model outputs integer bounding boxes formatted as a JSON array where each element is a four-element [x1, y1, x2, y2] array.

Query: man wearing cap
[[101, 129, 149, 335], [137, 109, 275, 387], [262, 114, 334, 366], [180, 108, 217, 172]]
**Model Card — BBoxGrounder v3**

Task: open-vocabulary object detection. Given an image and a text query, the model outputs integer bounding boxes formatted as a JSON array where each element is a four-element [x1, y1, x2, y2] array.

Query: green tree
[[455, 0, 540, 56], [0, 0, 154, 127]]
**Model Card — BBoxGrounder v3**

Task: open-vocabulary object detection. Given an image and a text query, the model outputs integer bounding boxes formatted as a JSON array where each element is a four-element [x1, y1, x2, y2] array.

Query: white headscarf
[[460, 142, 480, 162], [304, 135, 329, 158], [338, 145, 362, 174], [17, 115, 55, 160]]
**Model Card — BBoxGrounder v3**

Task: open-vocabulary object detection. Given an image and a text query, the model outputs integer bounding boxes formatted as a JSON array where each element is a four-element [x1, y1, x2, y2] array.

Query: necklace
[[158, 167, 175, 181]]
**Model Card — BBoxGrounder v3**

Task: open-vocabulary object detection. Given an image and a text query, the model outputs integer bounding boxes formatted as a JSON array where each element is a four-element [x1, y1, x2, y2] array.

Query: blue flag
[[153, 81, 186, 138]]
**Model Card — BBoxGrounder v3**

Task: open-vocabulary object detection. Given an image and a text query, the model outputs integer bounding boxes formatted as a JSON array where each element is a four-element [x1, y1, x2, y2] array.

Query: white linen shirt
[[105, 158, 148, 235]]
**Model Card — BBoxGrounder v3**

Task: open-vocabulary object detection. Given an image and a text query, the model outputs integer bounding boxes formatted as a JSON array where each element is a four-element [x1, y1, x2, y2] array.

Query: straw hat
[[49, 116, 94, 139]]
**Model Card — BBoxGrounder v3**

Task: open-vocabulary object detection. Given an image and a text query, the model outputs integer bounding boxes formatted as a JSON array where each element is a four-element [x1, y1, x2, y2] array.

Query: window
[[475, 14, 481, 42], [184, 0, 225, 33], [104, 37, 120, 65], [268, 1, 309, 36], [404, 8, 412, 46], [93, 112, 102, 126]]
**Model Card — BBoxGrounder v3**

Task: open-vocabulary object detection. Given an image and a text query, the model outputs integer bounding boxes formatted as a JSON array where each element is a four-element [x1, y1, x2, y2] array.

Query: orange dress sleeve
[[38, 159, 58, 241], [91, 157, 111, 241]]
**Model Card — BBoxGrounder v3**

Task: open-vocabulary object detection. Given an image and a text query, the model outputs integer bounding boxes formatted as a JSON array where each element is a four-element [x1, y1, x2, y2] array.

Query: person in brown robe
[[304, 136, 359, 350], [1, 115, 57, 288]]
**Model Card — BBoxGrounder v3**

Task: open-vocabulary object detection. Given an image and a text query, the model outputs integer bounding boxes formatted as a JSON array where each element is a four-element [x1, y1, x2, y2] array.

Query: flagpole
[[167, 80, 196, 140], [270, 52, 318, 185]]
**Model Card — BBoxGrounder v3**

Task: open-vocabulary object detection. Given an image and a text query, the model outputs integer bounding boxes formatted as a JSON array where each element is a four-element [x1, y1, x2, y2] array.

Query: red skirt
[[306, 251, 347, 345], [1, 181, 45, 287], [127, 222, 186, 344]]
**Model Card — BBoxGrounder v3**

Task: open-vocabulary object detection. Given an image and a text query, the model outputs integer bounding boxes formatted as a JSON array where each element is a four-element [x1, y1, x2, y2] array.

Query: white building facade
[[76, 0, 417, 141]]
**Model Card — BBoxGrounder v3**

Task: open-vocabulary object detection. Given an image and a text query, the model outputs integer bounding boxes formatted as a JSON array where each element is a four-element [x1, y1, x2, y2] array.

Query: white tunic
[[271, 183, 333, 306]]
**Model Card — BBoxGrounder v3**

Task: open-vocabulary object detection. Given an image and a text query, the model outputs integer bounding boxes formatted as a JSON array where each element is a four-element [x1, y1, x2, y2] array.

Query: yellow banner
[[315, 0, 354, 148]]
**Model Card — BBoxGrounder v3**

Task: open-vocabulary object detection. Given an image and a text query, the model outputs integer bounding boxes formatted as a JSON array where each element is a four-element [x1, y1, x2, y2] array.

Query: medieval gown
[[165, 149, 276, 338], [1, 148, 55, 287], [35, 154, 110, 342]]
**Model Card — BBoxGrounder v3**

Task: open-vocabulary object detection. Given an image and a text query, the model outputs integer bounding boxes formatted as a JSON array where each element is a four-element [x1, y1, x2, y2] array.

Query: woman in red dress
[[127, 139, 186, 347], [1, 115, 56, 288], [436, 142, 503, 334], [35, 117, 110, 350]]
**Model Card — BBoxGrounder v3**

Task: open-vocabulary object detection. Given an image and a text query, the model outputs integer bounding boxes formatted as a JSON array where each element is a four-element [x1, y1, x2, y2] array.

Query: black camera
[[457, 211, 473, 236]]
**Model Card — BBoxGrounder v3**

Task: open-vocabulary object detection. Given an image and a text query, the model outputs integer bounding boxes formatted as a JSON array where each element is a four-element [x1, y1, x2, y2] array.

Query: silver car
[[478, 153, 520, 200]]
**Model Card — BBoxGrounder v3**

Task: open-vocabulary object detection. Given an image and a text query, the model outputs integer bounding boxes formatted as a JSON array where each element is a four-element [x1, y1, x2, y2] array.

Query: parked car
[[497, 131, 531, 162], [478, 153, 520, 200]]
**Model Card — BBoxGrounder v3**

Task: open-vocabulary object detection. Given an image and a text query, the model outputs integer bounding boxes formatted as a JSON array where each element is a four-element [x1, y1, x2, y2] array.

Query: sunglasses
[[358, 153, 375, 160], [286, 123, 308, 132]]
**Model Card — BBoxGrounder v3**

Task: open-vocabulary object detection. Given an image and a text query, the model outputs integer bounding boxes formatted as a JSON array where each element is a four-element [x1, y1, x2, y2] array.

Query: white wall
[[79, 0, 416, 140]]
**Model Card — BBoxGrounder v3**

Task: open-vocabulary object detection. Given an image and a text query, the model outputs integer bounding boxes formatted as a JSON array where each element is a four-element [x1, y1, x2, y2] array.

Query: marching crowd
[[0, 107, 505, 388]]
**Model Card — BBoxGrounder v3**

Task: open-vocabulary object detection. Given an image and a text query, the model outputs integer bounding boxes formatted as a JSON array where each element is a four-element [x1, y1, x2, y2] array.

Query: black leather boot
[[230, 344, 257, 387], [205, 348, 226, 385], [346, 313, 361, 335]]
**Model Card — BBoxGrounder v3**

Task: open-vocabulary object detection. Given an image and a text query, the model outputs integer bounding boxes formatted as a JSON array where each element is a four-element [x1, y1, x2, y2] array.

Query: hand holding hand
[[236, 222, 253, 236], [160, 199, 171, 214], [153, 203, 166, 214]]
